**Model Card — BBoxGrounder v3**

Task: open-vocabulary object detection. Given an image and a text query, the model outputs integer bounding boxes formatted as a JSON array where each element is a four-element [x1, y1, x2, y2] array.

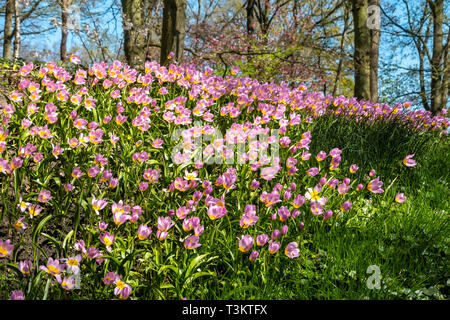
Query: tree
[[428, 0, 447, 114], [2, 0, 52, 60], [184, 0, 354, 93], [368, 0, 380, 102], [58, 0, 72, 62], [246, 0, 255, 35], [352, 0, 371, 101], [3, 0, 14, 59], [380, 0, 449, 113], [160, 0, 186, 66], [121, 0, 147, 67]]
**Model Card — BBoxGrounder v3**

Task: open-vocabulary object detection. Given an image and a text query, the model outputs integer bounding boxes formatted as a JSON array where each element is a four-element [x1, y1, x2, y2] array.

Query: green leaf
[[120, 249, 144, 273], [43, 278, 51, 300], [62, 230, 74, 252], [102, 255, 124, 274], [158, 264, 180, 276], [27, 270, 45, 298], [52, 177, 61, 187], [42, 231, 62, 248], [32, 215, 53, 247], [185, 254, 212, 279], [184, 271, 216, 287], [147, 159, 160, 165]]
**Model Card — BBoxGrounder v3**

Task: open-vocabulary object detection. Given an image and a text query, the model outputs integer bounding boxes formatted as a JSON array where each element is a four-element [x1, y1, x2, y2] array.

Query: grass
[[172, 117, 450, 300]]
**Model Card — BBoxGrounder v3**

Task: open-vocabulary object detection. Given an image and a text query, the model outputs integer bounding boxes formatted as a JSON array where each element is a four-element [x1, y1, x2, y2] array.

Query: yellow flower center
[[310, 191, 320, 201], [0, 247, 8, 256], [103, 237, 113, 247], [48, 265, 59, 274], [138, 234, 146, 240], [116, 280, 126, 290], [67, 259, 78, 266]]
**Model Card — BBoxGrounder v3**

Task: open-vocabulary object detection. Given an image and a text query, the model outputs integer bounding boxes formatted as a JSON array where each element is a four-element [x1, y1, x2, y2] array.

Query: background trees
[[0, 0, 448, 113], [380, 0, 449, 114]]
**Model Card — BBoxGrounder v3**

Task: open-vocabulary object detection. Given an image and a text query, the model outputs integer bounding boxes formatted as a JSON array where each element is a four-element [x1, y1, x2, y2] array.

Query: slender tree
[[3, 0, 14, 59], [368, 0, 380, 102], [160, 0, 186, 66], [58, 0, 73, 62], [12, 0, 20, 59], [352, 0, 371, 101], [121, 0, 147, 67], [428, 0, 446, 114], [246, 0, 255, 35], [380, 0, 448, 112]]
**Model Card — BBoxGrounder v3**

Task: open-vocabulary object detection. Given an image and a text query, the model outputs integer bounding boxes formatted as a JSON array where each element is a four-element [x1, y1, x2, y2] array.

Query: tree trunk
[[3, 0, 14, 59], [246, 0, 256, 62], [60, 0, 72, 63], [13, 0, 21, 59], [160, 0, 186, 66], [441, 30, 449, 111], [246, 0, 255, 35], [352, 0, 371, 101], [122, 0, 147, 68], [428, 0, 444, 114], [418, 42, 430, 111], [332, 2, 351, 97], [368, 0, 380, 102]]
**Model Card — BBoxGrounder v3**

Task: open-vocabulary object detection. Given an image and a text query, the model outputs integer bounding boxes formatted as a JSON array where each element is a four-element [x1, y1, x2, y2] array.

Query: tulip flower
[[285, 242, 300, 259], [136, 224, 151, 240], [268, 241, 281, 254], [367, 177, 384, 194], [0, 239, 14, 258], [403, 154, 417, 167], [395, 193, 407, 203], [184, 235, 202, 250], [238, 235, 254, 252]]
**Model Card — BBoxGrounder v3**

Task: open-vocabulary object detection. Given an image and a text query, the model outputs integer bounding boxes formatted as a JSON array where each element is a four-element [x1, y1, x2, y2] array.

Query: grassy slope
[[0, 60, 448, 300], [202, 116, 449, 300]]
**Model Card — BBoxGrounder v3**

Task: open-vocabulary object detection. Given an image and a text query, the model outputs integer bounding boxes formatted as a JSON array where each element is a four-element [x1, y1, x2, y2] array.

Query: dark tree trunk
[[122, 0, 147, 68], [428, 0, 445, 114], [60, 0, 72, 63], [246, 0, 255, 35], [160, 0, 186, 66], [352, 0, 371, 101], [3, 0, 14, 59]]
